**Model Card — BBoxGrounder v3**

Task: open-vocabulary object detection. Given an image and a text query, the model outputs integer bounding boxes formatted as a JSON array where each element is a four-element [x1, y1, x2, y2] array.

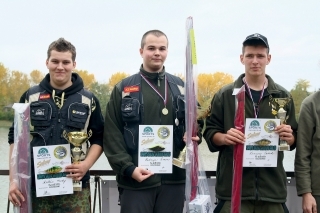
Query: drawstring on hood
[[52, 90, 65, 109], [39, 73, 84, 109]]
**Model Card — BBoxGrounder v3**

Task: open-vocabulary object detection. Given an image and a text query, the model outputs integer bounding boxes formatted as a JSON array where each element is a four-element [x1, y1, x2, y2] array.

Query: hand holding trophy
[[273, 98, 290, 151], [63, 130, 92, 191]]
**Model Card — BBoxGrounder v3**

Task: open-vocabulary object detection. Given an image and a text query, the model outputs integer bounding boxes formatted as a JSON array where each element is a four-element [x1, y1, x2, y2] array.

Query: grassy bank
[[0, 120, 12, 127]]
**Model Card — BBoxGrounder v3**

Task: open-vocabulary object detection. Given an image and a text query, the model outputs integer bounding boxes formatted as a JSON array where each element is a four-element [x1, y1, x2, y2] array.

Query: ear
[[240, 54, 244, 64], [266, 54, 271, 65], [139, 48, 143, 57], [46, 60, 49, 68], [73, 61, 76, 69]]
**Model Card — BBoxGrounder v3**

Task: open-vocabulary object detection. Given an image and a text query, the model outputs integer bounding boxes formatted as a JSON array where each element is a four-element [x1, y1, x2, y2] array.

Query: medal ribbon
[[140, 74, 168, 108], [243, 78, 265, 118]]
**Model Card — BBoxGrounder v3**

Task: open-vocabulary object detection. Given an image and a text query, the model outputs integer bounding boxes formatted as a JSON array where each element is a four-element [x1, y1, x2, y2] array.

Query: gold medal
[[162, 108, 168, 115]]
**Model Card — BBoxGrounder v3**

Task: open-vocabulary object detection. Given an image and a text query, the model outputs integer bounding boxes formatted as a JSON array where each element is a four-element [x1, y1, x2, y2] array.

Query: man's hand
[[275, 124, 294, 146], [8, 180, 25, 207], [65, 161, 90, 181], [131, 167, 154, 182], [218, 128, 246, 146], [302, 193, 317, 213], [183, 132, 200, 143]]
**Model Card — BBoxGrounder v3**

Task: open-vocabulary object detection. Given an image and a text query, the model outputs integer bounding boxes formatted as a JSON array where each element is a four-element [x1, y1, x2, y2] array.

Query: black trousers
[[119, 184, 185, 213]]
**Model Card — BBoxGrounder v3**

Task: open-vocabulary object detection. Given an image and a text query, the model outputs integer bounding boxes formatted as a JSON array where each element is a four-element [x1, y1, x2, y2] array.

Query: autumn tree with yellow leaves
[[108, 72, 130, 88], [74, 69, 96, 89], [0, 62, 313, 121], [30, 70, 45, 86], [197, 72, 234, 107]]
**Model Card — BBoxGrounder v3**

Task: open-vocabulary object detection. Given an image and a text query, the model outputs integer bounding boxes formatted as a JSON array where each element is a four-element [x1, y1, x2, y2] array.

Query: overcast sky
[[1, 1, 320, 91]]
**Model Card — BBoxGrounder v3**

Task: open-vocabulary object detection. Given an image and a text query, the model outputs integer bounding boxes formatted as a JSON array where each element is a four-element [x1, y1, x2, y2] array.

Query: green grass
[[0, 120, 12, 127]]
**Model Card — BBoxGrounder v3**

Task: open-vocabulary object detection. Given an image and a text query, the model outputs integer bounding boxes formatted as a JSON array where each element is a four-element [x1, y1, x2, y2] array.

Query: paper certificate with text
[[243, 118, 280, 167], [33, 144, 73, 197], [138, 125, 173, 173]]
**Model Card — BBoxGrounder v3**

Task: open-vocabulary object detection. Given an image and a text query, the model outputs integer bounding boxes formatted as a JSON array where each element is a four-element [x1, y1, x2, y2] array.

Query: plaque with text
[[33, 144, 73, 197], [138, 125, 173, 173], [243, 118, 280, 167]]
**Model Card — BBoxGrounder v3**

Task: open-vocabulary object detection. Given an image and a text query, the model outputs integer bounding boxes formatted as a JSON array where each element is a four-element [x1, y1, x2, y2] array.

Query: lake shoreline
[[0, 120, 12, 127]]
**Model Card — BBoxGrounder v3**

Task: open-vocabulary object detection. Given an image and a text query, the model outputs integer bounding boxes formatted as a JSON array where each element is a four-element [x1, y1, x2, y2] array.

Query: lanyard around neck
[[243, 78, 266, 118], [140, 74, 168, 107]]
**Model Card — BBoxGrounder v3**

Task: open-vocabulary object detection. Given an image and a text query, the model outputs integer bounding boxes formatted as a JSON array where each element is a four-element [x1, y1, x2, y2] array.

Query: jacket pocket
[[121, 97, 140, 123], [30, 102, 52, 127], [67, 103, 90, 129]]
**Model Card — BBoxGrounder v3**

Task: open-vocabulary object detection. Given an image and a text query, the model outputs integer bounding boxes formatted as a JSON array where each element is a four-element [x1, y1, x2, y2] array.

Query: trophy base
[[279, 145, 290, 151], [73, 181, 82, 191], [173, 158, 185, 169]]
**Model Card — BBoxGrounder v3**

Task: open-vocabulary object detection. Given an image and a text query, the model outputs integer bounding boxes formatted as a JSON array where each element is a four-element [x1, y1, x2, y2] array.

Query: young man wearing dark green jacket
[[103, 29, 201, 213], [204, 33, 297, 213]]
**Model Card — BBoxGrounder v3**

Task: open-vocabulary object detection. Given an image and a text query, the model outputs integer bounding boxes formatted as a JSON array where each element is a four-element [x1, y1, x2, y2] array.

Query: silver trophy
[[274, 98, 290, 151]]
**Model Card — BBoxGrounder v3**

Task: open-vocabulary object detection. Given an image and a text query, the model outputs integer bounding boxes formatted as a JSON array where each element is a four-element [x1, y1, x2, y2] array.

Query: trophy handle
[[87, 129, 92, 140], [62, 130, 68, 141]]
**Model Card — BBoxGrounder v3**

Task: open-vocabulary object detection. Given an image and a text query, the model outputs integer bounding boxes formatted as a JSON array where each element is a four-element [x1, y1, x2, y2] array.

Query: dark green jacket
[[295, 91, 320, 196], [103, 67, 201, 190], [204, 74, 297, 203]]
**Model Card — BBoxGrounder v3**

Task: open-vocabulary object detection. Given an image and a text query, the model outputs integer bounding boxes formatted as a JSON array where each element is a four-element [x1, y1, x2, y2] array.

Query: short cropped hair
[[47, 38, 76, 61], [141, 30, 168, 48]]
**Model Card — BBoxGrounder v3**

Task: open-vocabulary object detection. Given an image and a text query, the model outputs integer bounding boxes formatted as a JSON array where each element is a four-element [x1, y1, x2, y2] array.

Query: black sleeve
[[87, 95, 104, 147]]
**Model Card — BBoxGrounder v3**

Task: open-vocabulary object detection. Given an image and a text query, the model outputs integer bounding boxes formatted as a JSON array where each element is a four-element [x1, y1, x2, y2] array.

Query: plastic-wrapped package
[[231, 86, 245, 213], [184, 17, 212, 213], [11, 103, 32, 213]]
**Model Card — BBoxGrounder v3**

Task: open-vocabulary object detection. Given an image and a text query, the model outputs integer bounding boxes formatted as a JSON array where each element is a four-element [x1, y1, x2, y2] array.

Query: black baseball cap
[[243, 33, 269, 49]]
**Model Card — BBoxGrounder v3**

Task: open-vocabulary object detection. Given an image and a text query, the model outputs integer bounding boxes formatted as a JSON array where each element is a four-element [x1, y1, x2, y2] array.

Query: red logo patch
[[124, 86, 139, 93], [39, 94, 51, 100]]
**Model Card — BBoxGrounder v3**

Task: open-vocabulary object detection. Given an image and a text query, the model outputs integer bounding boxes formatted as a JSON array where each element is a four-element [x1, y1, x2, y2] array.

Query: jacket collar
[[233, 73, 281, 95]]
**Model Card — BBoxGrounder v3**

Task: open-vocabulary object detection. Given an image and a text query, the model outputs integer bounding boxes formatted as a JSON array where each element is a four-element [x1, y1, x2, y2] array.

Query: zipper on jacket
[[58, 110, 61, 123], [255, 168, 259, 200], [124, 125, 135, 147], [158, 97, 162, 124]]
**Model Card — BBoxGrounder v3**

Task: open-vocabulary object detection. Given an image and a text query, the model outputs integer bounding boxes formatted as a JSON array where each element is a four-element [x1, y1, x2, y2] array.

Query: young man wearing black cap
[[203, 33, 297, 212]]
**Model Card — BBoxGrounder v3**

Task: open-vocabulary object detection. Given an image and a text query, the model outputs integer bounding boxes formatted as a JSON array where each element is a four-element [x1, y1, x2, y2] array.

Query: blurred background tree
[[290, 79, 311, 120], [0, 61, 314, 121], [197, 72, 234, 109]]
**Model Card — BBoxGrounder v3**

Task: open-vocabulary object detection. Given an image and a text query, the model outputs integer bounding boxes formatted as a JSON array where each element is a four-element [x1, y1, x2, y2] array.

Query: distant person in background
[[7, 38, 104, 212], [295, 91, 320, 213], [203, 33, 297, 213]]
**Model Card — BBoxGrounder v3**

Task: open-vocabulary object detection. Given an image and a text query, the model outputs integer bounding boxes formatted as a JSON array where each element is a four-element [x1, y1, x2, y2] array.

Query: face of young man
[[139, 34, 168, 73], [240, 45, 271, 78], [46, 50, 76, 90]]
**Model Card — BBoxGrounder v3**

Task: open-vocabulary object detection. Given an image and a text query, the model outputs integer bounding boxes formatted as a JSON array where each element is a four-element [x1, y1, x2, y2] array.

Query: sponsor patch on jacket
[[124, 86, 139, 93], [35, 109, 45, 116], [72, 110, 86, 115], [39, 94, 51, 99]]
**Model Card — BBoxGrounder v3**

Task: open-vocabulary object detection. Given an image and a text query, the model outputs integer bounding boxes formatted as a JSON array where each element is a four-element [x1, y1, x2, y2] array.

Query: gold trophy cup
[[173, 147, 186, 169], [63, 130, 92, 191], [274, 98, 290, 151]]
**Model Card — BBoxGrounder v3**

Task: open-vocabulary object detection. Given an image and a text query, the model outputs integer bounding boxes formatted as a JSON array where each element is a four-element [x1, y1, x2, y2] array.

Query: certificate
[[138, 125, 173, 173], [33, 144, 73, 197], [243, 118, 280, 167]]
